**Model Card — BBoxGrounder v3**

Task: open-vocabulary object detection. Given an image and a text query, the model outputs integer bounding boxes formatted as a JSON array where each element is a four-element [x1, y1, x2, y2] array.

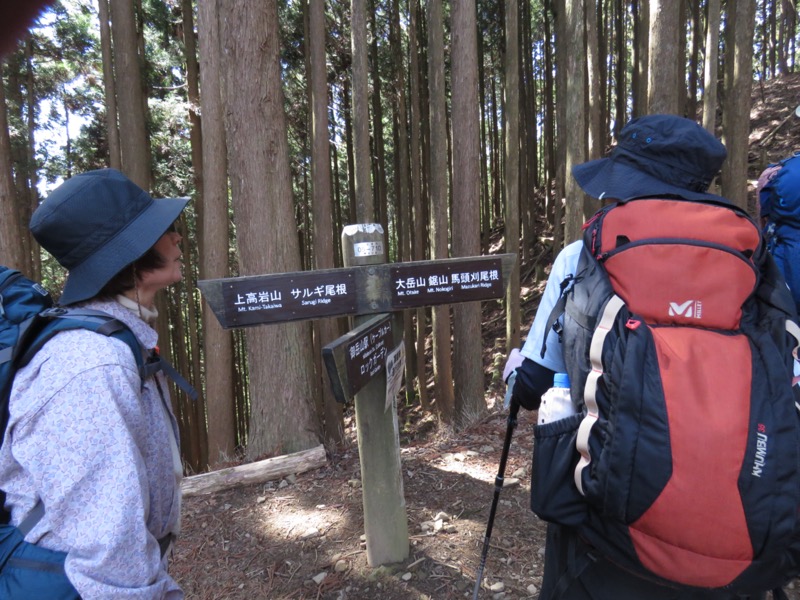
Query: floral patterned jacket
[[0, 299, 183, 599]]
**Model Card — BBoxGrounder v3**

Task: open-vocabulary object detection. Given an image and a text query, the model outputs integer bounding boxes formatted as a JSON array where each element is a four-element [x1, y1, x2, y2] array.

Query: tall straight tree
[[23, 43, 40, 279], [369, 0, 388, 239], [543, 0, 560, 250], [702, 0, 721, 134], [563, 0, 587, 243], [686, 0, 702, 119], [182, 0, 203, 202], [720, 0, 757, 210], [309, 0, 344, 445], [586, 0, 602, 160], [632, 0, 649, 118], [0, 81, 24, 272], [451, 0, 485, 424], [504, 0, 521, 351], [647, 0, 681, 115], [109, 0, 150, 187], [389, 0, 415, 404], [219, 0, 320, 457], [197, 0, 235, 466], [427, 0, 455, 421], [97, 0, 121, 170], [351, 0, 372, 222], [408, 0, 428, 409], [178, 0, 208, 471]]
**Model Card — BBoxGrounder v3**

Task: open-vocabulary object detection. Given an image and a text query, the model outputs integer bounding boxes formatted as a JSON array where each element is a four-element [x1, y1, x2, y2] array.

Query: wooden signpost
[[197, 256, 513, 329], [198, 224, 515, 567]]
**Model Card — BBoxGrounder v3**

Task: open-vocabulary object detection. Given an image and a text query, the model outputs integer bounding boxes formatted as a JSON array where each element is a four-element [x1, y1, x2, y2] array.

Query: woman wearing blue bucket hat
[[0, 169, 190, 598]]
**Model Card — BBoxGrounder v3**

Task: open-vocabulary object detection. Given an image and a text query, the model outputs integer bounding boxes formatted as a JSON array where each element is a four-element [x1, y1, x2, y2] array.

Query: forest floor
[[169, 74, 800, 600]]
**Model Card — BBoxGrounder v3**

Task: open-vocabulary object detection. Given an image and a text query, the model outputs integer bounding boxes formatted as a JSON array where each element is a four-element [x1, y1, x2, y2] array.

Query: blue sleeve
[[520, 241, 582, 373]]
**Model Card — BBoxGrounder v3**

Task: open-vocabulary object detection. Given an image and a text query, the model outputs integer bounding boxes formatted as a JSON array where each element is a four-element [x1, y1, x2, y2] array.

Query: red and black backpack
[[531, 197, 800, 595]]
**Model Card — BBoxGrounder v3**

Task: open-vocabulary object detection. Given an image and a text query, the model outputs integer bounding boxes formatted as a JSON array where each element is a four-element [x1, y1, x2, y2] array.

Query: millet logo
[[668, 300, 703, 319], [752, 424, 768, 478]]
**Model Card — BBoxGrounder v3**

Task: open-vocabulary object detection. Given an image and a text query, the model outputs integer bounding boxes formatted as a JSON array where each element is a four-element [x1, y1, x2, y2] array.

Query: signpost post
[[198, 224, 515, 567], [339, 224, 408, 566]]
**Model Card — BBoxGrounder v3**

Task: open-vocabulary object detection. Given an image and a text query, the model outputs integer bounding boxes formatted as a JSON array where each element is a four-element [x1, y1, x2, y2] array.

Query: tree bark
[[97, 0, 121, 170], [0, 81, 25, 272], [309, 0, 344, 445], [426, 0, 455, 422], [408, 0, 429, 410], [505, 0, 521, 352], [585, 0, 602, 161], [632, 0, 649, 118], [24, 44, 40, 279], [647, 0, 681, 115], [351, 0, 372, 223], [109, 0, 150, 188], [720, 0, 757, 211], [389, 0, 415, 407], [451, 0, 485, 425], [197, 0, 235, 467], [702, 0, 721, 134], [369, 0, 389, 243], [219, 0, 321, 457], [564, 0, 587, 243]]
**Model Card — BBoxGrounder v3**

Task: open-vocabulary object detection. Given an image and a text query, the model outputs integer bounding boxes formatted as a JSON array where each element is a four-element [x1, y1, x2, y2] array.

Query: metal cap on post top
[[342, 223, 386, 267]]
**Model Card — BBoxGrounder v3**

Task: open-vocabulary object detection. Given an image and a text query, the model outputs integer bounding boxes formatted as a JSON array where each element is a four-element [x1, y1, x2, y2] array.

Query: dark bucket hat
[[572, 114, 728, 203], [30, 168, 189, 305]]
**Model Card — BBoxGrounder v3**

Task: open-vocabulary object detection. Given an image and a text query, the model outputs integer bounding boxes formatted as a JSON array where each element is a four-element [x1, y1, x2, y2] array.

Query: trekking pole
[[472, 397, 521, 600]]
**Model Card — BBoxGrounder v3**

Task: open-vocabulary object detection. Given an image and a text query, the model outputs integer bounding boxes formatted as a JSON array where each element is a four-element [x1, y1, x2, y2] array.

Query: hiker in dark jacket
[[505, 115, 769, 600], [0, 169, 189, 599]]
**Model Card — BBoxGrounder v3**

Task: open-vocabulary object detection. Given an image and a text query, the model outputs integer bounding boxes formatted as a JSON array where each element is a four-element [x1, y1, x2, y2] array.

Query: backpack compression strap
[[574, 294, 625, 496], [787, 320, 800, 400]]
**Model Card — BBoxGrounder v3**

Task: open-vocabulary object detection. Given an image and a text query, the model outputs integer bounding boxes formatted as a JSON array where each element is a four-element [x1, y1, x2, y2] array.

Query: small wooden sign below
[[323, 314, 393, 404]]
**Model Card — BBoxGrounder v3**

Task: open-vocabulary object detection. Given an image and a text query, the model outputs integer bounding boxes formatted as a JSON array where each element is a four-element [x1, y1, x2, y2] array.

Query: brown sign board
[[323, 314, 393, 403], [219, 270, 357, 327], [390, 257, 504, 308], [198, 254, 516, 329]]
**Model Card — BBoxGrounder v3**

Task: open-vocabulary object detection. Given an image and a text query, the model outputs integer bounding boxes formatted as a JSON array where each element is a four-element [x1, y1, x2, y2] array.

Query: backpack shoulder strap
[[143, 349, 198, 401], [16, 307, 146, 376], [18, 307, 197, 400], [539, 274, 574, 359]]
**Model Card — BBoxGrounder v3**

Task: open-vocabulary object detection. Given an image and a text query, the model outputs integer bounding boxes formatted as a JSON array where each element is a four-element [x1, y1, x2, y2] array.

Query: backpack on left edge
[[0, 265, 146, 525]]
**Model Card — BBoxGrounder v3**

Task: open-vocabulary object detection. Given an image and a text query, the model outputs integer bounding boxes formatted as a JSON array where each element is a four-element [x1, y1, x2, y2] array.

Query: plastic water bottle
[[538, 372, 574, 425]]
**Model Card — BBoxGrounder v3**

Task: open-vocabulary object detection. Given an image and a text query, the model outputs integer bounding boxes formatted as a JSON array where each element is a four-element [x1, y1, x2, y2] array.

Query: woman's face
[[138, 228, 183, 294]]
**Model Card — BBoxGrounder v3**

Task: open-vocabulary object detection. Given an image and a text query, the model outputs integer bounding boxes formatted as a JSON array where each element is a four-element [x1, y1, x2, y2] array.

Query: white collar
[[115, 294, 159, 325]]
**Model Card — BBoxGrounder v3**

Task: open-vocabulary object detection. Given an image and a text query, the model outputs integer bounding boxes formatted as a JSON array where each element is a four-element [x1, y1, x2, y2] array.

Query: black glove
[[512, 358, 556, 411]]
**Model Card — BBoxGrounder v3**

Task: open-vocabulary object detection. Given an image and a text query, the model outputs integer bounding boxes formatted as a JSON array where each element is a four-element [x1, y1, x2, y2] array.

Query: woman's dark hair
[[98, 246, 166, 298]]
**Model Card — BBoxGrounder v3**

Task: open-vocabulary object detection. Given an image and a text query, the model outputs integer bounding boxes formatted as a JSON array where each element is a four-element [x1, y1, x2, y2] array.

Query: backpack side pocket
[[531, 413, 586, 527]]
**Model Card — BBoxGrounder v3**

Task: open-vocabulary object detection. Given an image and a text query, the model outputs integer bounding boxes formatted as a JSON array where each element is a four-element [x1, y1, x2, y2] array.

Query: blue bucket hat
[[572, 114, 728, 203], [30, 168, 189, 305]]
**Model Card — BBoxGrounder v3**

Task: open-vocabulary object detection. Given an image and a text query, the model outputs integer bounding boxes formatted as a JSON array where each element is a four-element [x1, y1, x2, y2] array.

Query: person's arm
[[13, 347, 182, 599], [506, 241, 581, 410]]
